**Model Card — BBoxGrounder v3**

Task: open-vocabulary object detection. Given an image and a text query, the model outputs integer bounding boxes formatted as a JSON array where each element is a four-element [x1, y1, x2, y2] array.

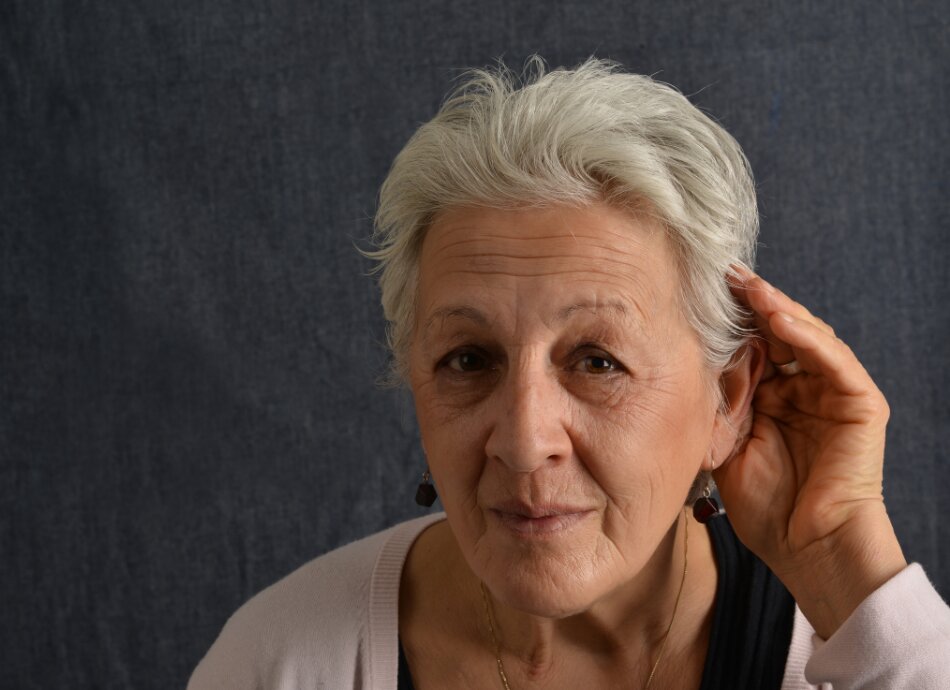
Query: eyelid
[[436, 346, 495, 373], [570, 343, 628, 374]]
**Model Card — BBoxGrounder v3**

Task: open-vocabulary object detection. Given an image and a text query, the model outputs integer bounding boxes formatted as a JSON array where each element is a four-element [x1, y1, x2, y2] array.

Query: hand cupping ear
[[715, 268, 905, 639]]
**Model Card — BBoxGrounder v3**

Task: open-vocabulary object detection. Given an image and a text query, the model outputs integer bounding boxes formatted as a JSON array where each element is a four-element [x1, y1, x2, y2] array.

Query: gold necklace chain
[[480, 581, 514, 690], [479, 510, 689, 690]]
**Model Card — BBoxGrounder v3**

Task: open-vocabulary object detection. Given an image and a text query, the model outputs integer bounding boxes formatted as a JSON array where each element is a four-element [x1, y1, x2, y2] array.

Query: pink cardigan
[[188, 514, 950, 689]]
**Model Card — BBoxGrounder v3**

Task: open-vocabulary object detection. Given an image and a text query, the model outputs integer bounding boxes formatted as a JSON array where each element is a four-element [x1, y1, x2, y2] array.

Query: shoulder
[[188, 513, 445, 690]]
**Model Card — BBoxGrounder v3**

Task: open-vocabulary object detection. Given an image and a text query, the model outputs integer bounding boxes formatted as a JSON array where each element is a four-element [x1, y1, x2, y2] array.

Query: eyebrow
[[422, 306, 490, 335]]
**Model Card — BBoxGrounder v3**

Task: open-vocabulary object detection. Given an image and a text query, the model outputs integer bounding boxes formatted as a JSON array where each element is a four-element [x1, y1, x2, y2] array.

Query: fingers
[[753, 369, 884, 424], [767, 311, 877, 397], [729, 265, 836, 333], [728, 266, 879, 398], [729, 266, 834, 370]]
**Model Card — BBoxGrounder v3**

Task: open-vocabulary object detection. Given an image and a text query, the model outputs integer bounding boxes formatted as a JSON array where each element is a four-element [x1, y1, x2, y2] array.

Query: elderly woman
[[189, 59, 950, 689]]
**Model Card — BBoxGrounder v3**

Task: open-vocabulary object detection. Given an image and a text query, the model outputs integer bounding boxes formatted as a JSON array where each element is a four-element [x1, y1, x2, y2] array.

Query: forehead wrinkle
[[420, 263, 659, 329], [425, 216, 648, 251], [546, 260, 658, 327], [418, 210, 671, 341], [430, 229, 585, 245], [428, 232, 650, 259], [549, 292, 653, 334], [429, 251, 654, 288], [422, 229, 579, 259], [419, 285, 656, 347], [425, 227, 658, 273], [441, 253, 647, 270]]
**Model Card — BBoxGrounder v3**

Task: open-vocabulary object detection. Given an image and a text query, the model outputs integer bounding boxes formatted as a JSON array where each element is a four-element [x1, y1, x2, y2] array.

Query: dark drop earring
[[415, 470, 437, 507], [692, 484, 721, 523]]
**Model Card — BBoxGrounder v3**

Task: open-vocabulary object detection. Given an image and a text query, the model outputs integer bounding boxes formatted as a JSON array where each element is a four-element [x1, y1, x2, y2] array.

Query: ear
[[706, 339, 766, 469]]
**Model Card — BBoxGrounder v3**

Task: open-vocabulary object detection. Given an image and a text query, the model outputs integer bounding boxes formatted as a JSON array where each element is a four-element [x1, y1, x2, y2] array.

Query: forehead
[[416, 203, 682, 332]]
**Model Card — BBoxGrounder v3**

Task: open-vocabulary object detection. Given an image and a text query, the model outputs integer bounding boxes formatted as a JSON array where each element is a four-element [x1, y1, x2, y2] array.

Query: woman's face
[[409, 202, 731, 617]]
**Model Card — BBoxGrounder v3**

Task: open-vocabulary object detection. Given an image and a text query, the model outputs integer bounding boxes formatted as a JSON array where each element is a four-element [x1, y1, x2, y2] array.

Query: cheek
[[414, 388, 485, 507], [574, 376, 717, 510]]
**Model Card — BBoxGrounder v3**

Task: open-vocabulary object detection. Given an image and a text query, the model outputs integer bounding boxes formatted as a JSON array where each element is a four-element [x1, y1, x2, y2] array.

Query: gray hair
[[370, 57, 758, 387]]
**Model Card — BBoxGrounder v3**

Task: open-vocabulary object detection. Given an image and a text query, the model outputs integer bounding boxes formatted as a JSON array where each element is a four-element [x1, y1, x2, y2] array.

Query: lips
[[488, 501, 594, 536]]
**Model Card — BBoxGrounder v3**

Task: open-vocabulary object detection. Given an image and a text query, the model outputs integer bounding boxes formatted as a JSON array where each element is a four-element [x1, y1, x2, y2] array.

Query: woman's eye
[[445, 351, 489, 373], [579, 354, 618, 374]]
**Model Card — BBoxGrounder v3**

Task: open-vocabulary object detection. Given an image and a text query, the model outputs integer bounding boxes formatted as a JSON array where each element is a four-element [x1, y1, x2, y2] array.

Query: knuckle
[[810, 313, 837, 339], [878, 397, 891, 422], [862, 391, 890, 423]]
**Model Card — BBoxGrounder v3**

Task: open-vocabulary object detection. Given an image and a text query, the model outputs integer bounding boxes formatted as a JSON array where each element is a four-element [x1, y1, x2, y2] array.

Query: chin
[[488, 566, 607, 618], [478, 541, 609, 619]]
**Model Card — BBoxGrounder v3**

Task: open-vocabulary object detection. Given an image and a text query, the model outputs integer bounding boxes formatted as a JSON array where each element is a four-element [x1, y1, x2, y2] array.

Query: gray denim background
[[2, 1, 948, 688]]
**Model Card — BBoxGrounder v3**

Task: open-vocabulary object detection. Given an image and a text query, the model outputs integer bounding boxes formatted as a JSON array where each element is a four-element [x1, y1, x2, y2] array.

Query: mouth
[[487, 502, 595, 536]]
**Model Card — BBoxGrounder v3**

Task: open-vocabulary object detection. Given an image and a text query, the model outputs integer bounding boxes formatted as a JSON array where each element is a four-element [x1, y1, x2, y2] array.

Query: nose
[[484, 360, 573, 472]]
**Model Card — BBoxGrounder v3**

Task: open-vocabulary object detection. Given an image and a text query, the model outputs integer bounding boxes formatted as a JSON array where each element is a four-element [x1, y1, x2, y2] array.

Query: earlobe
[[708, 339, 766, 467]]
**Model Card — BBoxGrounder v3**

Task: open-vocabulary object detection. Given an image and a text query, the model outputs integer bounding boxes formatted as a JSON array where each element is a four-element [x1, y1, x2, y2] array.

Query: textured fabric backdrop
[[2, 1, 947, 687]]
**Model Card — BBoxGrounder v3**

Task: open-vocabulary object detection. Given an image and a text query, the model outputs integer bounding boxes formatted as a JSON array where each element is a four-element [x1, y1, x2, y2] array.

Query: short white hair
[[370, 57, 758, 383]]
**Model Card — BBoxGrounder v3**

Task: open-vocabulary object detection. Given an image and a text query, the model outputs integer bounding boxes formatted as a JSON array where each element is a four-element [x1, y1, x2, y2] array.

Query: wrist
[[774, 504, 907, 639]]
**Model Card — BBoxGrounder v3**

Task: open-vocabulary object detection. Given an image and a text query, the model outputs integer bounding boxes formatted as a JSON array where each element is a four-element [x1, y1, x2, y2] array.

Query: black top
[[398, 515, 795, 689]]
